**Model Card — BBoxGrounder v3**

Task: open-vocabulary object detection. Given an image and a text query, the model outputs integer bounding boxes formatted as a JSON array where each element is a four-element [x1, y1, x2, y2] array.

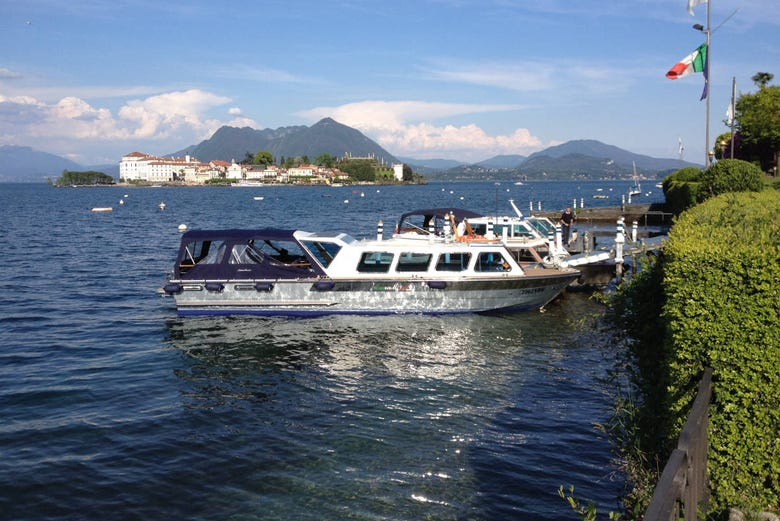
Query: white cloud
[[298, 100, 544, 161], [0, 88, 253, 162], [0, 68, 22, 80], [423, 60, 555, 92]]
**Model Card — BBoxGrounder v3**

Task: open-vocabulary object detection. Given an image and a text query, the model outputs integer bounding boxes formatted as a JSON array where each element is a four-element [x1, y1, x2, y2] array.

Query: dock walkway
[[536, 203, 673, 226]]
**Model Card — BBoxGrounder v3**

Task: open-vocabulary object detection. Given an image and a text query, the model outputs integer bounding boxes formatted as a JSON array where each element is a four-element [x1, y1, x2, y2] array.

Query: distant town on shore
[[114, 150, 417, 186]]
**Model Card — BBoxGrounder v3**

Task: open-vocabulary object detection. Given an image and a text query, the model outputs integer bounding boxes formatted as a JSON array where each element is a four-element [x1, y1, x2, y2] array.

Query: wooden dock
[[536, 203, 674, 226]]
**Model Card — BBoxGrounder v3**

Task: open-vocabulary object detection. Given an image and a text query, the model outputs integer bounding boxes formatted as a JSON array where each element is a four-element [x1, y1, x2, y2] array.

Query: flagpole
[[730, 76, 736, 158], [705, 0, 711, 167]]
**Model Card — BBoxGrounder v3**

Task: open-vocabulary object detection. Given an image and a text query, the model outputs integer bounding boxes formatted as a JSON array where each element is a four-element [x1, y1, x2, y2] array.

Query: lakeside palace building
[[119, 151, 405, 184]]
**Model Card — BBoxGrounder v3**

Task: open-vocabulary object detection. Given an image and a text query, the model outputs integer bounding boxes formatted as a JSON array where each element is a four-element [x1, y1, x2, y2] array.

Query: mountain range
[[1, 118, 699, 182], [173, 118, 397, 167]]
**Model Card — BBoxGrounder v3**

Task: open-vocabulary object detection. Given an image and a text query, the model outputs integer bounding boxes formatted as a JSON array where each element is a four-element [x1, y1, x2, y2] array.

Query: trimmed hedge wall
[[663, 166, 702, 215], [662, 191, 780, 513]]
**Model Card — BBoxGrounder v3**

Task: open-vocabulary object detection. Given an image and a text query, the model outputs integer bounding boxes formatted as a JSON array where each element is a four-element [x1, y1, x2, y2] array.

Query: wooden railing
[[644, 367, 714, 521]]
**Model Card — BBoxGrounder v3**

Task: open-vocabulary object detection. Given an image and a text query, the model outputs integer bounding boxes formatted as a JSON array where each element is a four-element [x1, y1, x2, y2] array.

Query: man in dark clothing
[[560, 207, 575, 244]]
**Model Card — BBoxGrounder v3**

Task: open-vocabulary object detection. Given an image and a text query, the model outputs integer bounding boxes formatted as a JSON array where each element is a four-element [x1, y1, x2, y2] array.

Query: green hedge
[[696, 159, 765, 202], [662, 191, 780, 513], [663, 167, 702, 215]]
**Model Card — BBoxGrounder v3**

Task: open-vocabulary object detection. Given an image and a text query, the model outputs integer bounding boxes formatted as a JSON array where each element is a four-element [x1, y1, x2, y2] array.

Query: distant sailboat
[[629, 161, 641, 197]]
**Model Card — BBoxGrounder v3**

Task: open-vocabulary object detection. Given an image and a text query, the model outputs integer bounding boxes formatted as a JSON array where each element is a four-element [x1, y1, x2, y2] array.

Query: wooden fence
[[644, 367, 714, 521]]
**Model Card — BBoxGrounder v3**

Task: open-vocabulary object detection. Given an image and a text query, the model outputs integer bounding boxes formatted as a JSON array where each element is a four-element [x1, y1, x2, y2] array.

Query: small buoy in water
[[124, 194, 129, 198], [159, 202, 166, 210], [343, 199, 349, 204], [460, 196, 465, 200], [178, 224, 188, 232], [119, 199, 124, 205], [360, 192, 365, 197]]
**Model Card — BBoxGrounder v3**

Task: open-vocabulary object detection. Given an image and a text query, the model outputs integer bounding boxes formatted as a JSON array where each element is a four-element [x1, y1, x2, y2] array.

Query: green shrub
[[663, 166, 702, 189], [696, 159, 765, 202], [662, 167, 703, 215], [665, 179, 702, 215], [662, 191, 780, 514]]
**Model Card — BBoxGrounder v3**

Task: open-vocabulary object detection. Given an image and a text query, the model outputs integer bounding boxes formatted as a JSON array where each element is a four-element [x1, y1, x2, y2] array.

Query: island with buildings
[[117, 151, 414, 186]]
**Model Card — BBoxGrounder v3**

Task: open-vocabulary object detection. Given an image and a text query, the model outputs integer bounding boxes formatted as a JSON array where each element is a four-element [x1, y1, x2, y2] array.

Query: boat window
[[528, 219, 555, 236], [511, 225, 536, 238], [181, 240, 226, 266], [435, 252, 471, 272], [300, 240, 342, 268], [475, 252, 511, 272], [357, 251, 393, 273], [397, 214, 442, 235], [247, 239, 310, 266], [396, 252, 432, 272], [229, 243, 266, 264]]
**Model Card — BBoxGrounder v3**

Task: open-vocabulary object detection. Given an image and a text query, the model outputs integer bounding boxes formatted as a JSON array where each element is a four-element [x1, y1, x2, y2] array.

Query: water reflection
[[162, 294, 620, 520]]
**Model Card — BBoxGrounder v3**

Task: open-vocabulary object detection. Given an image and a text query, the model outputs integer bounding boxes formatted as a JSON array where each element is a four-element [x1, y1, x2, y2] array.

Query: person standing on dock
[[560, 207, 575, 244]]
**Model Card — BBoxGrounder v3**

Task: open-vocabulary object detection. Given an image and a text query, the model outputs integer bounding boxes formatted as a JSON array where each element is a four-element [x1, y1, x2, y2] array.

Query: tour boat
[[393, 203, 569, 265], [161, 226, 579, 316]]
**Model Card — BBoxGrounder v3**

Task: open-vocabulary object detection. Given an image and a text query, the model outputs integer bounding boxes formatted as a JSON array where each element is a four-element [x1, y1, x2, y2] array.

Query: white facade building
[[393, 163, 404, 181], [119, 152, 224, 184]]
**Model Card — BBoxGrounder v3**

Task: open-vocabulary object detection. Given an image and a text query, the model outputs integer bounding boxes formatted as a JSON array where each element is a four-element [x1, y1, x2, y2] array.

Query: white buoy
[[159, 202, 166, 210], [119, 199, 124, 205], [178, 224, 188, 232], [344, 199, 349, 204]]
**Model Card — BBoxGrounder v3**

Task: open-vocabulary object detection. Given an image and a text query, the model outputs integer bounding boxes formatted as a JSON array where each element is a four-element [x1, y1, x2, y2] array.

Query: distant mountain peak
[[171, 119, 396, 165]]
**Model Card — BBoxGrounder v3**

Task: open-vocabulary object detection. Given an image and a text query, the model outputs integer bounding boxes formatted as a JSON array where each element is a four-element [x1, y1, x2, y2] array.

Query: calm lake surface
[[0, 181, 661, 520]]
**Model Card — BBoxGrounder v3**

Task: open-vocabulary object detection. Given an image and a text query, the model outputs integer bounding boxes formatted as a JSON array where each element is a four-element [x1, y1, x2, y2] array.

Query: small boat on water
[[629, 161, 642, 197], [161, 226, 579, 316]]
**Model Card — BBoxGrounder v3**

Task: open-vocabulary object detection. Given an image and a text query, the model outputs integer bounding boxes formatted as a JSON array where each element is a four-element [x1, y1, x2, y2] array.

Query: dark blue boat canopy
[[174, 228, 326, 280]]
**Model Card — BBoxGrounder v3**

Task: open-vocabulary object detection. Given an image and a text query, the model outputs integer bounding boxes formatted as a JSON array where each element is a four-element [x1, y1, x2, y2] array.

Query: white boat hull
[[168, 272, 576, 316]]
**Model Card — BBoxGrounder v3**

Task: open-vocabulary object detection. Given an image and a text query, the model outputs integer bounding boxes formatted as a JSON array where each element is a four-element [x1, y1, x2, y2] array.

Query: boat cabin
[[174, 229, 326, 280]]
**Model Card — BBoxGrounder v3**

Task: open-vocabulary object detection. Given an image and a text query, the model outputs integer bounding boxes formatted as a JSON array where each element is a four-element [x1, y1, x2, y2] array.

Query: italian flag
[[666, 43, 707, 79]]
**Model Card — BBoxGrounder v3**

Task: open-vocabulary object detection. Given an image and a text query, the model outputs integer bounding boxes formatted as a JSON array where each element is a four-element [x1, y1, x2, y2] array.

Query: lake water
[[0, 181, 658, 520]]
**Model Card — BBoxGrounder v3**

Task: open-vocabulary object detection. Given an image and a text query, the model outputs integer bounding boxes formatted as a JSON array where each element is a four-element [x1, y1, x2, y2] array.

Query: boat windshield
[[528, 218, 555, 236], [299, 240, 343, 268]]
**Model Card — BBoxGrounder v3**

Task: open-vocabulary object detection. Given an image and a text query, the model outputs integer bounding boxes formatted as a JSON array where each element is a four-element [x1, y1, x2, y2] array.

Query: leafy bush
[[696, 159, 765, 202], [662, 166, 702, 189], [663, 167, 703, 215], [662, 191, 780, 513]]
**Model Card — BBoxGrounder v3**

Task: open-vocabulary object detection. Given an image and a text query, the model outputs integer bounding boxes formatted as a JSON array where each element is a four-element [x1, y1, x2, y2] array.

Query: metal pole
[[705, 0, 711, 167], [730, 76, 736, 158]]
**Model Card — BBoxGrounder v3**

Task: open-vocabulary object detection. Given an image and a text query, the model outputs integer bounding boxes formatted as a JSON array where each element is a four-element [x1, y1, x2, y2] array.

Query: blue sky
[[1, 0, 778, 166]]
